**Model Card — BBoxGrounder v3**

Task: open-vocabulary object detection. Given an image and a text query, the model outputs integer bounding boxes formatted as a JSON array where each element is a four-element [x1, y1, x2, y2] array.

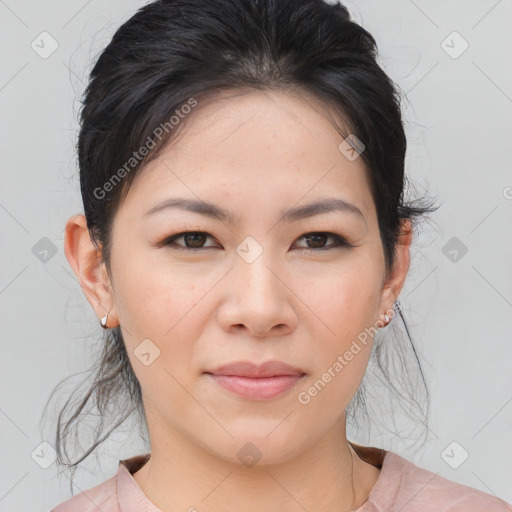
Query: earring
[[100, 313, 109, 329], [385, 300, 401, 326], [380, 300, 401, 328]]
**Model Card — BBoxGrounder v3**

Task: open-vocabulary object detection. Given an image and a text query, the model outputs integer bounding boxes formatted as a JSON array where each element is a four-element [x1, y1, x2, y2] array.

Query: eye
[[157, 231, 218, 251], [157, 231, 351, 252], [294, 232, 351, 251]]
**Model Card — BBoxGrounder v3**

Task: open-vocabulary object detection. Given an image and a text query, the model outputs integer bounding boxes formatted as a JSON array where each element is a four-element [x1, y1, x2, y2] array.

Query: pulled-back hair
[[41, 0, 439, 494]]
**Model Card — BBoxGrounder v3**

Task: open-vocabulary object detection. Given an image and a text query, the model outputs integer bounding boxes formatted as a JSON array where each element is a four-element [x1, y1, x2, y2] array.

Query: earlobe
[[63, 214, 118, 327]]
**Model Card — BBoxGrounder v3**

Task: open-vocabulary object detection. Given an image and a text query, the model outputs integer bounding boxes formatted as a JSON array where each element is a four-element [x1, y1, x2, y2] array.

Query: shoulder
[[50, 475, 118, 512], [367, 450, 512, 512]]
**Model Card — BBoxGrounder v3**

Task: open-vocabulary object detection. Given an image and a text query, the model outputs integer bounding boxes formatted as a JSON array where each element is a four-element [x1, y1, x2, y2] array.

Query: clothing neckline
[[117, 443, 397, 511]]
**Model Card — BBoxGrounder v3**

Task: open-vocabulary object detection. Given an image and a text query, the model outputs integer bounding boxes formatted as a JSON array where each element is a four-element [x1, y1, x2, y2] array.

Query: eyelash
[[157, 231, 352, 252]]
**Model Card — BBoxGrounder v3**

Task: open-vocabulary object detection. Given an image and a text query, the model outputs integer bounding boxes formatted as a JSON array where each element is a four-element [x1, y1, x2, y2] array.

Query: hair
[[41, 0, 440, 494]]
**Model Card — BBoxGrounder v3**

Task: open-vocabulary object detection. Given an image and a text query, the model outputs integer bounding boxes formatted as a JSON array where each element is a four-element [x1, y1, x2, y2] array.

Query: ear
[[63, 214, 119, 328], [377, 218, 412, 321]]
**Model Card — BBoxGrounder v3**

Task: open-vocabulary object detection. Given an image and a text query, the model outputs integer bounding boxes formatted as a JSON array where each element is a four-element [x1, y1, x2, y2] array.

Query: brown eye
[[181, 232, 208, 248], [295, 232, 350, 251], [158, 231, 217, 250], [158, 231, 351, 252], [305, 233, 328, 249]]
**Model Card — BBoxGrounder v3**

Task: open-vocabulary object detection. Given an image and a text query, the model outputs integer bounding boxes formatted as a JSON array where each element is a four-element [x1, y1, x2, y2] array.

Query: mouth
[[205, 374, 306, 400], [204, 360, 306, 400]]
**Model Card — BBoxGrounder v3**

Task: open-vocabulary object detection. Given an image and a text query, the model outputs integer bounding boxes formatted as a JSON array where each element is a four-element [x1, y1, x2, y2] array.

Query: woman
[[48, 0, 511, 510]]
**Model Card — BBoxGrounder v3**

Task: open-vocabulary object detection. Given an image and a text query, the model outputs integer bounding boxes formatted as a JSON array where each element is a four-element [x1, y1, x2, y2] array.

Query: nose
[[217, 252, 298, 337]]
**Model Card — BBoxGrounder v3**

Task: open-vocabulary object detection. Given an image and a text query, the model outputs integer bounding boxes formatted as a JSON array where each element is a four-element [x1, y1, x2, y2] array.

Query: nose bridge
[[235, 242, 281, 304]]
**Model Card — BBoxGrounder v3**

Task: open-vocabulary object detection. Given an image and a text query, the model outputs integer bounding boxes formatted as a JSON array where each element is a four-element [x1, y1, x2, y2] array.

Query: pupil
[[307, 233, 326, 248], [185, 233, 205, 248]]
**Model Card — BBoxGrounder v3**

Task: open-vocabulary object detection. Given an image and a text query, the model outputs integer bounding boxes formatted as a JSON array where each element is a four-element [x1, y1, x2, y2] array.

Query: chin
[[198, 427, 313, 468]]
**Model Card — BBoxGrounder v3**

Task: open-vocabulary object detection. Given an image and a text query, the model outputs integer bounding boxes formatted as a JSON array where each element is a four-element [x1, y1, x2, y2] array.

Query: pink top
[[51, 443, 512, 511]]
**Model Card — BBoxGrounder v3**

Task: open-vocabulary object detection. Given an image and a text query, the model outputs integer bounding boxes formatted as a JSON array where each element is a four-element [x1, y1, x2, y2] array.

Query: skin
[[65, 88, 412, 512]]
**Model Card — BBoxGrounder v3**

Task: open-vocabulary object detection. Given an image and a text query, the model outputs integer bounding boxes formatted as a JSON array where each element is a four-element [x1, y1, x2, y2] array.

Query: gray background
[[1, 0, 511, 510]]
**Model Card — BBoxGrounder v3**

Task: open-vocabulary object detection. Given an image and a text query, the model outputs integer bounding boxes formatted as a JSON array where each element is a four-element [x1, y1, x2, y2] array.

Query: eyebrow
[[143, 197, 365, 224]]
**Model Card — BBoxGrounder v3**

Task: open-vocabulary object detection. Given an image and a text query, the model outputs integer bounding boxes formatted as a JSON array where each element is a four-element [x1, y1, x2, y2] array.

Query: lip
[[206, 360, 305, 378], [204, 360, 306, 400]]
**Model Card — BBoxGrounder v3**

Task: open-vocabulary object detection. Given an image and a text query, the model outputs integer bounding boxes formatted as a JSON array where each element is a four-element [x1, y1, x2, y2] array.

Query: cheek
[[113, 262, 209, 420], [114, 249, 205, 338], [292, 257, 382, 405], [298, 255, 382, 339], [111, 254, 216, 400], [295, 316, 375, 421]]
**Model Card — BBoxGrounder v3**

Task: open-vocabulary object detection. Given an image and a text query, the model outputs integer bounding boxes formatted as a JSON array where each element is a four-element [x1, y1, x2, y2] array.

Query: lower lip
[[207, 374, 305, 400]]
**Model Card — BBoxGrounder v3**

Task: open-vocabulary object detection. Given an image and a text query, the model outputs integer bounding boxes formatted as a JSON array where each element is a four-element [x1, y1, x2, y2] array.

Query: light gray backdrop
[[1, 0, 511, 510]]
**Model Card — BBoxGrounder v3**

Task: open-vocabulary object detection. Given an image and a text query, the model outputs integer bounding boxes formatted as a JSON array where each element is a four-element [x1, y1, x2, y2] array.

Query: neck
[[132, 408, 381, 512]]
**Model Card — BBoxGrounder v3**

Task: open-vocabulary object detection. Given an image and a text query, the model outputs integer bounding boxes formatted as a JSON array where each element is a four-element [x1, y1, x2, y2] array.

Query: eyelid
[[295, 232, 351, 250], [157, 230, 352, 251], [156, 231, 219, 250]]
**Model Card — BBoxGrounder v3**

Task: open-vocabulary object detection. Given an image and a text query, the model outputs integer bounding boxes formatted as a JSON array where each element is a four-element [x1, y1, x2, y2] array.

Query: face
[[67, 88, 410, 465]]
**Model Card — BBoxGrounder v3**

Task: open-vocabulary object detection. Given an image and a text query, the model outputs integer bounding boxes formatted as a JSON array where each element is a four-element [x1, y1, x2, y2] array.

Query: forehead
[[123, 88, 375, 223]]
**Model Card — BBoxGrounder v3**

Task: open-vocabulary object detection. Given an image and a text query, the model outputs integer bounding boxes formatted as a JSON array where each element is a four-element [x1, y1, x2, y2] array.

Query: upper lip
[[206, 360, 305, 378]]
